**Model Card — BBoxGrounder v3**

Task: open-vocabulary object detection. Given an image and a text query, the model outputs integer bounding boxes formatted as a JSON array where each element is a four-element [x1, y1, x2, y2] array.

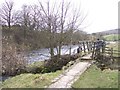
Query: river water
[[25, 45, 80, 63]]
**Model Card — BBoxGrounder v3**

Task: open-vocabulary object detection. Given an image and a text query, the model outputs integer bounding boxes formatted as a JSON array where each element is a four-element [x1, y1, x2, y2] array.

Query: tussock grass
[[72, 65, 118, 88]]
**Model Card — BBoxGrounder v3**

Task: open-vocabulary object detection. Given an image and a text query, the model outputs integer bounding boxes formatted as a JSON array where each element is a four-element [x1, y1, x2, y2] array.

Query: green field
[[1, 70, 62, 88], [103, 34, 120, 41], [72, 65, 118, 88], [106, 42, 120, 57]]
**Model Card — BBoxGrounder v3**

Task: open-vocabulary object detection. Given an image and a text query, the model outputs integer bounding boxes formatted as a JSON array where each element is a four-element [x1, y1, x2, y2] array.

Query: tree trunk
[[50, 47, 54, 58], [58, 45, 61, 58], [8, 21, 11, 30]]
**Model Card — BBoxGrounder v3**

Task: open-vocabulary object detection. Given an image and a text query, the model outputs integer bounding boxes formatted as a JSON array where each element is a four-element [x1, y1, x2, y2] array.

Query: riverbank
[[1, 53, 79, 82], [1, 70, 62, 88], [1, 59, 92, 88]]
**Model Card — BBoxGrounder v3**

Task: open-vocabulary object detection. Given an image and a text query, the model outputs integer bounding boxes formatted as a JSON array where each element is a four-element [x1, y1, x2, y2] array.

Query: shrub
[[44, 54, 79, 72], [25, 61, 45, 74], [2, 44, 27, 76], [25, 54, 79, 74]]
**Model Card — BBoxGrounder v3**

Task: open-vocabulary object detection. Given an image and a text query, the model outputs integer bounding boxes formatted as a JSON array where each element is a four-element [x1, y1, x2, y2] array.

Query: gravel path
[[48, 61, 92, 88]]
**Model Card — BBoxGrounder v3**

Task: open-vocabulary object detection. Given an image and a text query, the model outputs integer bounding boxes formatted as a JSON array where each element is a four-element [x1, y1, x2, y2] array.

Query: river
[[25, 44, 81, 63]]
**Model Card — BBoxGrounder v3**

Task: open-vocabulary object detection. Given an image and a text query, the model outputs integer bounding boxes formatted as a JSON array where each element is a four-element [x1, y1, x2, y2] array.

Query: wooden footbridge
[[75, 40, 120, 70], [76, 40, 119, 62]]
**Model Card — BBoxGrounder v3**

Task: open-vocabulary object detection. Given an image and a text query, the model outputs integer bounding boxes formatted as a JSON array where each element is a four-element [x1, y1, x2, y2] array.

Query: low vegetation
[[1, 70, 62, 88], [25, 54, 79, 74], [72, 65, 118, 88], [2, 43, 27, 76]]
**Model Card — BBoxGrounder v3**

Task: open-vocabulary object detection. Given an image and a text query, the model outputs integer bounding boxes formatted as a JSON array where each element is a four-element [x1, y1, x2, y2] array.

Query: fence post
[[86, 41, 90, 52], [89, 41, 92, 51], [102, 45, 105, 54], [92, 42, 96, 59], [111, 48, 113, 58], [91, 41, 94, 51], [83, 42, 86, 54], [69, 45, 71, 55]]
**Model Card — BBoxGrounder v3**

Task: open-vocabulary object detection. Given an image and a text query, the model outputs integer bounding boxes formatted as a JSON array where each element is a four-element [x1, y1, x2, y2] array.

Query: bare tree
[[37, 0, 87, 58], [13, 5, 40, 30], [21, 5, 31, 29], [29, 5, 41, 30], [57, 0, 87, 56], [0, 1, 14, 29], [12, 5, 31, 29], [38, 1, 57, 57]]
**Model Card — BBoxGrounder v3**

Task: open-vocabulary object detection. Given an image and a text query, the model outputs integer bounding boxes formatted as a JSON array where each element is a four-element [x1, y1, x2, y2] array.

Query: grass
[[27, 61, 45, 67], [103, 34, 120, 41], [106, 41, 119, 50], [106, 41, 120, 57], [72, 65, 118, 88], [25, 61, 45, 73], [1, 70, 62, 88]]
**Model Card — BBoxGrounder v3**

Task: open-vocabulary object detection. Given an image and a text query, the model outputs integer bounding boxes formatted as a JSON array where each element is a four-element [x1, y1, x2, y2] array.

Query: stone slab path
[[48, 61, 92, 88], [81, 53, 92, 60]]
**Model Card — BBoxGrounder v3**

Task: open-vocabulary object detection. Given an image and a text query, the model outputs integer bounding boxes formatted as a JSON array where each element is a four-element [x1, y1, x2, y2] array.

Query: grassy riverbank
[[1, 54, 79, 88], [72, 65, 118, 88], [1, 70, 62, 88]]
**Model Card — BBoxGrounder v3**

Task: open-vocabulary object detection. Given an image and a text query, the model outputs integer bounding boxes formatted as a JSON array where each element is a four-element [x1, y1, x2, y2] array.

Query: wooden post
[[92, 42, 96, 59], [102, 41, 106, 54], [102, 45, 104, 54], [91, 42, 93, 51], [91, 41, 94, 51], [83, 42, 86, 54], [80, 42, 82, 57], [79, 44, 82, 58], [88, 41, 91, 51], [69, 45, 71, 55], [86, 41, 90, 52], [88, 41, 91, 52], [111, 48, 113, 58]]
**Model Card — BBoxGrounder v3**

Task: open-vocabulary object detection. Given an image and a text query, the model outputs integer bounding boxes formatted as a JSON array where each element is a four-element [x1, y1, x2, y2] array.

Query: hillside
[[93, 29, 120, 35], [103, 34, 120, 41]]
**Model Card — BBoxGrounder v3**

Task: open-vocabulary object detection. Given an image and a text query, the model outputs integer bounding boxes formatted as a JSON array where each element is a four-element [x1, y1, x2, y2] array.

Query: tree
[[38, 0, 87, 58], [29, 5, 41, 30], [0, 1, 14, 29]]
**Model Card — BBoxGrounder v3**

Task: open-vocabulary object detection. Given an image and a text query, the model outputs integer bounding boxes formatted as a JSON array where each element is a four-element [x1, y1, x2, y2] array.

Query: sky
[[0, 0, 119, 33]]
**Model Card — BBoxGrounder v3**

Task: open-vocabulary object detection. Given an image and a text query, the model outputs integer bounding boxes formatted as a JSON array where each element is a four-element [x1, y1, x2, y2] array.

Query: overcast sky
[[0, 0, 119, 33]]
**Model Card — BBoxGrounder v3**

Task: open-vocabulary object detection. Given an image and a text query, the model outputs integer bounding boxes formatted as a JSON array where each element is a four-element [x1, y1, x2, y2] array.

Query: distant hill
[[103, 34, 120, 41], [92, 29, 120, 35]]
